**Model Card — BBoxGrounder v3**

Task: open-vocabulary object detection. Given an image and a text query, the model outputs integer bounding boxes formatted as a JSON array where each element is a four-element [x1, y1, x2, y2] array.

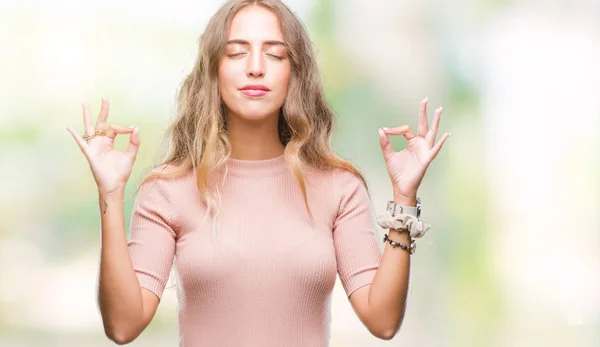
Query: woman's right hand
[[66, 97, 140, 197]]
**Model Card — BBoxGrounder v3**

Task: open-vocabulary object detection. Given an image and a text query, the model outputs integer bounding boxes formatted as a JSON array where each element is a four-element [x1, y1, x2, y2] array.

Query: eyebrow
[[226, 39, 285, 46]]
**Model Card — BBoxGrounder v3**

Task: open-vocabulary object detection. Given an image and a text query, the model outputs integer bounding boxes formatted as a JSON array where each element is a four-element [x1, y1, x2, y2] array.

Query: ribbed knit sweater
[[127, 154, 383, 346]]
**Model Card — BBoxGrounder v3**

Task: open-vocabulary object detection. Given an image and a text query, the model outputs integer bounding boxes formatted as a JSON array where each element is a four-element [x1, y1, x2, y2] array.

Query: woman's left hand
[[378, 97, 451, 204]]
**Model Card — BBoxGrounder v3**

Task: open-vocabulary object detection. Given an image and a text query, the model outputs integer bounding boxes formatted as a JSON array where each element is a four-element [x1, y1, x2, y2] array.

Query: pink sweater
[[127, 154, 383, 346]]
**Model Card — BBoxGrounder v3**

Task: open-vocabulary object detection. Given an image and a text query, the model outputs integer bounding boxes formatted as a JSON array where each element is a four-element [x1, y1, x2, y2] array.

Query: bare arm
[[97, 188, 160, 345], [348, 194, 415, 340], [349, 228, 411, 340], [66, 98, 160, 344], [359, 97, 450, 339]]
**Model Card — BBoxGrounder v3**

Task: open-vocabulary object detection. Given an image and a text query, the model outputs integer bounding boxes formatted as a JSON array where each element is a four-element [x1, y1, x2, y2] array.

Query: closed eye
[[226, 52, 285, 60], [266, 53, 284, 60]]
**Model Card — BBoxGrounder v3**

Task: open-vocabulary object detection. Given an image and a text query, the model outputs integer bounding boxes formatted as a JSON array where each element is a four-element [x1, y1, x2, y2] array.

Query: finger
[[429, 132, 451, 160], [82, 102, 95, 136], [126, 127, 140, 159], [417, 97, 429, 138], [105, 124, 135, 140], [383, 125, 417, 141], [96, 97, 109, 130], [378, 128, 393, 159], [66, 126, 89, 155], [425, 107, 442, 148]]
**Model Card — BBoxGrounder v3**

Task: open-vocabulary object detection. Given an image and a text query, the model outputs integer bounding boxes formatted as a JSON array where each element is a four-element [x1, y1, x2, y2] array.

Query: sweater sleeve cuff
[[343, 266, 377, 298], [136, 270, 167, 300]]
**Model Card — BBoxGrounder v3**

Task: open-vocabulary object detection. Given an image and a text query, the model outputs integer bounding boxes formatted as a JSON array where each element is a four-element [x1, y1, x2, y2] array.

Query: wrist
[[99, 188, 125, 202], [388, 228, 411, 241], [393, 190, 417, 206]]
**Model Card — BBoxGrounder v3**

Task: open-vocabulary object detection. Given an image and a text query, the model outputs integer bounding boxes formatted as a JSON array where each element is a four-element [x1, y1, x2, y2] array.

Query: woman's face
[[218, 6, 291, 121]]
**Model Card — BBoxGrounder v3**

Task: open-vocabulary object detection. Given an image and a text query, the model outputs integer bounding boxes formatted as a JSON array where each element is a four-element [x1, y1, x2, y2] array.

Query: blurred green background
[[1, 0, 598, 346]]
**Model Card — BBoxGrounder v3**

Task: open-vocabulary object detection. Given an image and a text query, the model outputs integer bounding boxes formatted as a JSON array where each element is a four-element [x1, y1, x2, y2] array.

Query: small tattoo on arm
[[103, 200, 108, 215]]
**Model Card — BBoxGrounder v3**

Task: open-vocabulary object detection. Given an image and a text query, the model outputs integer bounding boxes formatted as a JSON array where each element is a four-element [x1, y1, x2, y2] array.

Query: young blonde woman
[[66, 0, 450, 345]]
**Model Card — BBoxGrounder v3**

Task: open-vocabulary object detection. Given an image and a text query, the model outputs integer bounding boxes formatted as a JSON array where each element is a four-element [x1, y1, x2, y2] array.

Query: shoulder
[[135, 163, 193, 200], [306, 165, 365, 185], [307, 166, 369, 206], [146, 162, 193, 184], [328, 168, 373, 224], [148, 162, 190, 177], [325, 167, 368, 195], [131, 164, 191, 233], [334, 167, 366, 184]]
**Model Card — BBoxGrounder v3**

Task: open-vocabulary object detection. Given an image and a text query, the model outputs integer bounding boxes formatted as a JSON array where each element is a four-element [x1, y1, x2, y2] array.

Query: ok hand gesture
[[66, 97, 140, 197]]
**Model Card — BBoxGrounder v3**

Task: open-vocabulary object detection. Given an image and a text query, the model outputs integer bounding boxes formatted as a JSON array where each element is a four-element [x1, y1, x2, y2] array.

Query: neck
[[226, 111, 285, 160]]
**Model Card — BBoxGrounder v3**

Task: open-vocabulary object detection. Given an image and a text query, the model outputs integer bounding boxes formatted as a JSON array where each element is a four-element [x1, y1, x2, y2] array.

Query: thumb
[[127, 127, 140, 159]]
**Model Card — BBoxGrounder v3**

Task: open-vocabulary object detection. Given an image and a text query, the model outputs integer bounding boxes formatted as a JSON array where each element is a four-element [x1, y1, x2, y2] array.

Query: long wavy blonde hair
[[137, 0, 368, 222]]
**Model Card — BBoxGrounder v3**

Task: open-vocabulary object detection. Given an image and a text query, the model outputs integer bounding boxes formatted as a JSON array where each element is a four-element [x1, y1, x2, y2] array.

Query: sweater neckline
[[225, 154, 288, 177]]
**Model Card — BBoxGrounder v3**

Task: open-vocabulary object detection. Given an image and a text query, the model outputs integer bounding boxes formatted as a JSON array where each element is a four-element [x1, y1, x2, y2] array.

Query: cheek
[[218, 65, 241, 108], [275, 65, 291, 93], [218, 65, 234, 92]]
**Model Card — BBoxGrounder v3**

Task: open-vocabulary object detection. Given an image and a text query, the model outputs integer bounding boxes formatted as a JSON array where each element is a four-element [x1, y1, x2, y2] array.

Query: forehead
[[228, 5, 283, 41]]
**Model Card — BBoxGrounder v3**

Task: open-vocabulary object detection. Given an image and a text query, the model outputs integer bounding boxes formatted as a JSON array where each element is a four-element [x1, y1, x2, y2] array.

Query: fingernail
[[382, 127, 389, 131], [101, 96, 108, 101], [423, 97, 428, 103], [128, 125, 135, 128]]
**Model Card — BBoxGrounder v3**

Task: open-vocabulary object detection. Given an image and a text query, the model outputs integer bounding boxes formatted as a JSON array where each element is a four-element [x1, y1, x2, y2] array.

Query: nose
[[246, 50, 265, 78]]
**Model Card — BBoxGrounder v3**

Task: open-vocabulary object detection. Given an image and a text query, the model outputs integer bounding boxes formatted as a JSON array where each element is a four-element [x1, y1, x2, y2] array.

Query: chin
[[234, 105, 279, 121]]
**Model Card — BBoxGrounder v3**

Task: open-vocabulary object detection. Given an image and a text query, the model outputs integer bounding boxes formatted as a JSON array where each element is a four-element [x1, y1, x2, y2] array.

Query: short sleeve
[[127, 175, 177, 300], [333, 172, 382, 298]]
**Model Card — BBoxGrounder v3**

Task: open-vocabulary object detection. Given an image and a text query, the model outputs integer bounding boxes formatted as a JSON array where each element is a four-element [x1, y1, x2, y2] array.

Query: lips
[[240, 85, 270, 97]]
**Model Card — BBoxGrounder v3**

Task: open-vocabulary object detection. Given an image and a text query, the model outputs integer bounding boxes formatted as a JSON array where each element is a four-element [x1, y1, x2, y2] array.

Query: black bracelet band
[[383, 233, 416, 254]]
